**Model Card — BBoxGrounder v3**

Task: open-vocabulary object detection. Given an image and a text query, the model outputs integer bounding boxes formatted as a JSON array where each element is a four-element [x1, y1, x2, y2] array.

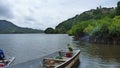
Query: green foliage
[[44, 27, 55, 34], [68, 17, 115, 38], [56, 7, 115, 33], [109, 16, 120, 37], [55, 16, 78, 33], [68, 20, 93, 37], [57, 2, 120, 44], [93, 7, 102, 15], [84, 24, 94, 36], [68, 15, 120, 44], [91, 18, 112, 38], [78, 12, 94, 21], [67, 29, 73, 35], [115, 1, 120, 15]]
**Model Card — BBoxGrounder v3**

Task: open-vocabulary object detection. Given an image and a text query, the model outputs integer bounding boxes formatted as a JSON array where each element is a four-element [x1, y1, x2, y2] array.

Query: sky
[[0, 0, 119, 30]]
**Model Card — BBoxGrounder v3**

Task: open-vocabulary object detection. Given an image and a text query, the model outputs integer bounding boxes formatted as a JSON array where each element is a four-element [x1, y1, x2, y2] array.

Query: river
[[0, 34, 120, 68]]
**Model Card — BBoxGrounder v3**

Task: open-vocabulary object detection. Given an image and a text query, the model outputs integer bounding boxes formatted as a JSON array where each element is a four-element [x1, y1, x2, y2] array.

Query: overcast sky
[[0, 0, 119, 30]]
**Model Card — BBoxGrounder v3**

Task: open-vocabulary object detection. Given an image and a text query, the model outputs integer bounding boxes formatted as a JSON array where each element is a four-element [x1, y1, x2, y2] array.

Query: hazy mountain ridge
[[0, 20, 43, 33]]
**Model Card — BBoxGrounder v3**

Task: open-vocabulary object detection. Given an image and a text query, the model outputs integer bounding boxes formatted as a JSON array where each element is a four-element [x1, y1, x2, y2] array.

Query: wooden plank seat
[[43, 58, 67, 67]]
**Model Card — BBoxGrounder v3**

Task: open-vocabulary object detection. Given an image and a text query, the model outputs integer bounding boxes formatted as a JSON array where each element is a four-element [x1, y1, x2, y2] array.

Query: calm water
[[0, 34, 120, 68], [76, 42, 120, 68], [0, 34, 72, 65]]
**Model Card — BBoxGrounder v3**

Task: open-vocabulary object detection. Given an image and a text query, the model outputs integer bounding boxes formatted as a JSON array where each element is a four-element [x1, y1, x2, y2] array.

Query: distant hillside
[[0, 20, 43, 33], [55, 7, 115, 33]]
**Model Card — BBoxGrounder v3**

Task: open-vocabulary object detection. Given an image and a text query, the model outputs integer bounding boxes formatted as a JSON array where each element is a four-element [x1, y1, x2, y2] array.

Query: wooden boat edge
[[6, 57, 16, 66], [55, 50, 80, 68]]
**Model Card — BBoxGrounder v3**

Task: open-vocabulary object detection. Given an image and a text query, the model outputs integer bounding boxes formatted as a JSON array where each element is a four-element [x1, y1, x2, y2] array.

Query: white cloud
[[0, 0, 119, 30], [0, 0, 14, 19]]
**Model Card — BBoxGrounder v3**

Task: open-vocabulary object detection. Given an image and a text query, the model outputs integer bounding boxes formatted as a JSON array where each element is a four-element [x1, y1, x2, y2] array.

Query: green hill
[[0, 20, 43, 33], [45, 1, 120, 45], [55, 7, 115, 34]]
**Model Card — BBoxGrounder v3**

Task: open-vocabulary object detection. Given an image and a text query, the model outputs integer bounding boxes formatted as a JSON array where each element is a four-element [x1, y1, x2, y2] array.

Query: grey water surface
[[0, 34, 120, 68], [0, 34, 71, 65]]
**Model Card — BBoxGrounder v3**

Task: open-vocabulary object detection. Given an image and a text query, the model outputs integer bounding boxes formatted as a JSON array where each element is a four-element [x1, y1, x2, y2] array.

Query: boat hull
[[55, 50, 80, 68]]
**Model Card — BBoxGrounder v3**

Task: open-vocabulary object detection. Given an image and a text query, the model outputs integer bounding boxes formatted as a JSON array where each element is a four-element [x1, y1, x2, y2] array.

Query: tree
[[44, 27, 55, 34], [115, 1, 120, 16], [84, 24, 94, 36], [108, 16, 120, 44]]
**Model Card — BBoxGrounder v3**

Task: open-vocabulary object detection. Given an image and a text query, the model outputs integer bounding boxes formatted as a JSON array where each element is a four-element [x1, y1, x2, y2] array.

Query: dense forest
[[45, 1, 120, 45], [67, 1, 120, 45], [55, 6, 115, 34], [0, 20, 43, 33]]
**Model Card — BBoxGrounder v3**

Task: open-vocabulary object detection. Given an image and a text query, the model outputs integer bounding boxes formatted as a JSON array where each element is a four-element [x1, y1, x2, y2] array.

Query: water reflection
[[74, 42, 120, 68]]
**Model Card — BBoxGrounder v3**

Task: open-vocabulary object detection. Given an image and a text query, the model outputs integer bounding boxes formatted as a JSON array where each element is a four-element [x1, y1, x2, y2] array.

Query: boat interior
[[42, 50, 77, 68]]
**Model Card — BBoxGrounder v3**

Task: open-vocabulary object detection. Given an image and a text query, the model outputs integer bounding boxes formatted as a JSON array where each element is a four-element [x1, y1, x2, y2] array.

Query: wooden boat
[[0, 57, 15, 67], [43, 50, 80, 68]]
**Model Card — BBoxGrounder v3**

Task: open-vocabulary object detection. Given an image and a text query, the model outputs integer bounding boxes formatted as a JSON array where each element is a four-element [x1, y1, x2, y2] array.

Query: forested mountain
[[55, 6, 115, 34], [49, 1, 120, 45], [0, 20, 43, 33]]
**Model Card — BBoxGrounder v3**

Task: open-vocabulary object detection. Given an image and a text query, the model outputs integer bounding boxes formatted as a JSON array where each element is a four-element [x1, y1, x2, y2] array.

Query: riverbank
[[73, 35, 120, 45]]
